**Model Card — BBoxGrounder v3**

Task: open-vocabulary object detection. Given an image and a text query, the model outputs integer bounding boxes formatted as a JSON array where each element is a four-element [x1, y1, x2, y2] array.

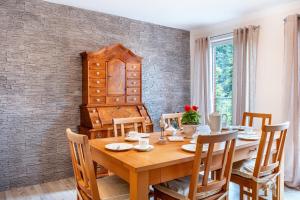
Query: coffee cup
[[139, 138, 149, 148]]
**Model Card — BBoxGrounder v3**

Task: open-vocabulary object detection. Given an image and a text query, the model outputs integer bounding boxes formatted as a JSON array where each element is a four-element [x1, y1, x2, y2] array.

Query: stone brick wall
[[0, 0, 190, 190]]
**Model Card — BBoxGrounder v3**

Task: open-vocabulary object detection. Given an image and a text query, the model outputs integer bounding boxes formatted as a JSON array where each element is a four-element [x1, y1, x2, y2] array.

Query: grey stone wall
[[0, 0, 190, 191]]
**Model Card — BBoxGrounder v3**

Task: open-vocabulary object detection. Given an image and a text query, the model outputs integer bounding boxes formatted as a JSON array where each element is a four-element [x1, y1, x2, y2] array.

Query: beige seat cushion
[[232, 159, 273, 181], [97, 175, 129, 200], [153, 176, 221, 200]]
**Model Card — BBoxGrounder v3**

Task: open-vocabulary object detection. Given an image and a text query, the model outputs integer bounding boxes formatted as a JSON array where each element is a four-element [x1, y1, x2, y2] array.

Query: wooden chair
[[113, 117, 146, 137], [153, 131, 238, 200], [66, 128, 129, 200], [162, 113, 183, 129], [231, 122, 289, 200], [241, 112, 272, 128]]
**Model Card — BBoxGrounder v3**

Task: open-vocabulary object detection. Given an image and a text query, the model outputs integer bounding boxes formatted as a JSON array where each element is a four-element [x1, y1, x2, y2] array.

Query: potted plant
[[181, 104, 201, 138]]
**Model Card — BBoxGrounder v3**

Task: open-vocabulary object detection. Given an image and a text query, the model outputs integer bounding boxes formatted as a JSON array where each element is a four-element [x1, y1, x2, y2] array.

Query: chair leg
[[153, 189, 158, 200], [264, 188, 268, 197], [224, 193, 229, 200], [252, 184, 259, 200], [239, 185, 244, 200], [246, 188, 251, 200], [211, 171, 217, 180], [272, 175, 280, 200]]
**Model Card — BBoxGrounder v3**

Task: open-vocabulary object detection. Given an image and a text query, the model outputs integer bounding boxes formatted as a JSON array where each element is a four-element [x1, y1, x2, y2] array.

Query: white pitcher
[[208, 112, 222, 133]]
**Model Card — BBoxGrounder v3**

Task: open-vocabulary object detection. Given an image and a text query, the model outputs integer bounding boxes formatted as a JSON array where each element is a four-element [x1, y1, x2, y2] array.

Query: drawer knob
[[96, 80, 100, 84], [96, 63, 100, 66], [134, 89, 137, 93], [93, 109, 96, 113], [96, 98, 100, 102], [116, 98, 119, 102], [133, 65, 136, 69], [96, 72, 100, 75], [133, 73, 137, 77], [97, 89, 100, 93], [133, 97, 137, 101], [133, 82, 136, 85], [96, 120, 99, 124]]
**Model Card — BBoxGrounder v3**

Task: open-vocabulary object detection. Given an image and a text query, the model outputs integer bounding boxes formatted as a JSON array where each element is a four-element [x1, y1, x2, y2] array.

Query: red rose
[[184, 104, 191, 112], [192, 105, 198, 111]]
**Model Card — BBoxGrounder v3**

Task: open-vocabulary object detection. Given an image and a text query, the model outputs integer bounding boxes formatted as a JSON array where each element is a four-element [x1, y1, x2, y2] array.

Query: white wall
[[190, 1, 300, 123]]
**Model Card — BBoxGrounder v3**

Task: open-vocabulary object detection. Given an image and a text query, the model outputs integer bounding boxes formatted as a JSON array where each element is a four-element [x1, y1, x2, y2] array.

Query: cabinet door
[[107, 59, 126, 96], [97, 106, 141, 125]]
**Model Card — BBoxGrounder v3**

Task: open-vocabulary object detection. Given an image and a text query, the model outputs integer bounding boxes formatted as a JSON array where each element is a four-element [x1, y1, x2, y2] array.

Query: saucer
[[133, 144, 154, 152], [124, 137, 140, 142], [181, 144, 208, 152]]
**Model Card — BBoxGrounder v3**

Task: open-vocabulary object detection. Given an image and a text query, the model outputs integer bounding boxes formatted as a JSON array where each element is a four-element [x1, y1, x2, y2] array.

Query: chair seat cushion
[[232, 159, 256, 179], [97, 175, 129, 200], [232, 159, 273, 181], [153, 176, 221, 200]]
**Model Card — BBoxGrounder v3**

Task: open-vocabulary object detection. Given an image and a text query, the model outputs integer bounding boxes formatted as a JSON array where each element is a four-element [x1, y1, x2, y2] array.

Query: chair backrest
[[188, 131, 238, 200], [241, 112, 272, 128], [162, 113, 183, 128], [113, 117, 146, 137], [66, 128, 100, 200], [252, 122, 289, 178]]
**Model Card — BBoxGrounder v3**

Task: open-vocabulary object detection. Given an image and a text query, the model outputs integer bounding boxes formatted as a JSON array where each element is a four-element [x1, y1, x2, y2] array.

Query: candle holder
[[157, 116, 167, 144]]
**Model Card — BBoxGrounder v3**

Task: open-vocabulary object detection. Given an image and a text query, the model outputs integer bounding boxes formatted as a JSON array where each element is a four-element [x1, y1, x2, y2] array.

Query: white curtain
[[191, 37, 213, 124], [284, 14, 300, 189], [232, 26, 259, 125]]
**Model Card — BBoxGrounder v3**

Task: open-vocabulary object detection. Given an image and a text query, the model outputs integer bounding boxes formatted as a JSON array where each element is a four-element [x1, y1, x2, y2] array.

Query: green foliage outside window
[[214, 43, 233, 125]]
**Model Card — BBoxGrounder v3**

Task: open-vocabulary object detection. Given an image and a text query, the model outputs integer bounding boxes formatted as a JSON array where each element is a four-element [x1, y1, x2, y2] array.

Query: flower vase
[[182, 124, 198, 139]]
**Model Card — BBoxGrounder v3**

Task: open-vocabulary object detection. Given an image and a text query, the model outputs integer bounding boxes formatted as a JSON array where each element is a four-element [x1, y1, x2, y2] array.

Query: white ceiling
[[45, 0, 297, 30]]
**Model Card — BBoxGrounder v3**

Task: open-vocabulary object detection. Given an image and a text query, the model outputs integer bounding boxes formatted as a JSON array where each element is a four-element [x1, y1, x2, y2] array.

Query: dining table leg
[[129, 169, 149, 200]]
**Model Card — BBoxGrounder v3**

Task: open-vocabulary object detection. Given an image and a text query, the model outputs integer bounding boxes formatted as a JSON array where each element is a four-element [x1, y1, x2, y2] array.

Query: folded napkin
[[168, 136, 184, 142]]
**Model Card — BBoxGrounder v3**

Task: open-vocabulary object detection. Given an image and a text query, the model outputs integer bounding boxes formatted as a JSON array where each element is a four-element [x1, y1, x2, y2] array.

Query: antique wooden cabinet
[[80, 44, 153, 139]]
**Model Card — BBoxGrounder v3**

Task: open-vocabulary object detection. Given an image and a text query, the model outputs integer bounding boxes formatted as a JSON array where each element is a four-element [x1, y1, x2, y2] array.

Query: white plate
[[190, 139, 196, 144], [238, 134, 260, 141], [105, 143, 133, 151], [168, 136, 184, 142], [124, 137, 140, 142], [134, 144, 154, 152], [138, 133, 150, 138], [181, 144, 208, 152], [229, 125, 252, 130]]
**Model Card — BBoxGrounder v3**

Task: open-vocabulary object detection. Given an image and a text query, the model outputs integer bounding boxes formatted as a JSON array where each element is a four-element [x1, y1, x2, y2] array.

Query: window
[[210, 34, 233, 125]]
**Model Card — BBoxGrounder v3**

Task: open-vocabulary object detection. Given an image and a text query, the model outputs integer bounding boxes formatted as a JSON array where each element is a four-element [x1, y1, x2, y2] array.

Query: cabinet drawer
[[127, 87, 140, 95], [126, 63, 141, 71], [89, 96, 106, 104], [89, 70, 106, 78], [88, 60, 106, 70], [126, 96, 140, 104], [89, 87, 106, 96], [127, 71, 140, 79], [127, 79, 140, 87], [89, 79, 106, 87], [106, 96, 125, 104]]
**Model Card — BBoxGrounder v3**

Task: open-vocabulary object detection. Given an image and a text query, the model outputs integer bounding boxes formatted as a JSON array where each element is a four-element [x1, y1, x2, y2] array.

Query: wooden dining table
[[89, 132, 269, 200]]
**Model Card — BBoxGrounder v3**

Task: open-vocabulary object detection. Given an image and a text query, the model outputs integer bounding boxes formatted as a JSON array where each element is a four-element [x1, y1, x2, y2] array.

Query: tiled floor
[[0, 177, 299, 200]]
